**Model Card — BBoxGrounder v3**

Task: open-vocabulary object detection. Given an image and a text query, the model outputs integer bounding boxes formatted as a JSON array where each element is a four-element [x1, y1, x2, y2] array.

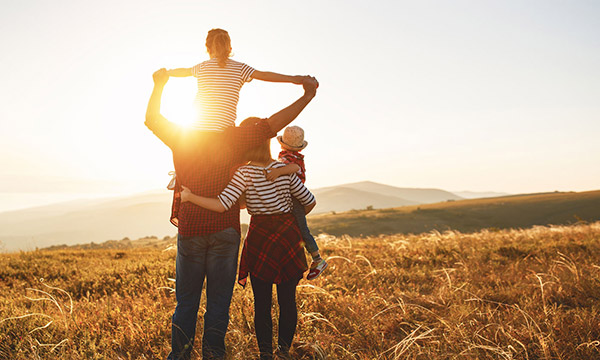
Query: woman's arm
[[304, 200, 316, 215], [239, 193, 247, 209], [167, 68, 192, 77], [180, 186, 226, 213], [289, 174, 316, 214], [252, 70, 306, 84], [182, 169, 246, 212]]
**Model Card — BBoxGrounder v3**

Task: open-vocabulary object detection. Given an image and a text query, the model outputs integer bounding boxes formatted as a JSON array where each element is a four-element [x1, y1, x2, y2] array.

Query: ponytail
[[206, 28, 231, 67]]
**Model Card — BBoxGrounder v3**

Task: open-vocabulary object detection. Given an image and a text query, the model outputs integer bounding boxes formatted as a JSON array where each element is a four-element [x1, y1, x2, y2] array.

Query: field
[[2, 222, 600, 359]]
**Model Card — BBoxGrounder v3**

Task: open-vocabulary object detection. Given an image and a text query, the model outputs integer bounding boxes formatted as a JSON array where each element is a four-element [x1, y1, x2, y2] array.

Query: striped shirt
[[191, 58, 255, 131], [218, 162, 315, 215]]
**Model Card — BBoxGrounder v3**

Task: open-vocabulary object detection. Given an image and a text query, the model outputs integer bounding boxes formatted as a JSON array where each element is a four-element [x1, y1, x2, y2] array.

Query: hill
[[451, 190, 509, 199], [0, 181, 467, 252], [311, 186, 418, 213], [308, 190, 600, 237], [1, 222, 600, 359], [312, 181, 463, 209], [0, 191, 175, 252]]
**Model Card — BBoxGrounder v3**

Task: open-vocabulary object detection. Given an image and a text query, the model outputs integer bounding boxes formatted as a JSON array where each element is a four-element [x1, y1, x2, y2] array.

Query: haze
[[1, 0, 599, 212]]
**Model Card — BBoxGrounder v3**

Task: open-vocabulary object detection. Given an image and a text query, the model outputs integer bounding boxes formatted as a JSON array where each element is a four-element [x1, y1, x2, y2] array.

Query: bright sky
[[1, 0, 599, 212]]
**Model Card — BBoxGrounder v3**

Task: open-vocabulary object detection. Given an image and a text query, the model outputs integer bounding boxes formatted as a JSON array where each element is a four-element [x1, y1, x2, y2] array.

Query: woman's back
[[218, 161, 314, 216]]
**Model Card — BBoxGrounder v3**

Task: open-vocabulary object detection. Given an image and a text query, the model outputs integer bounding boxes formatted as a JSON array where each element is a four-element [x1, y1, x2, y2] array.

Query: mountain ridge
[[0, 182, 563, 252]]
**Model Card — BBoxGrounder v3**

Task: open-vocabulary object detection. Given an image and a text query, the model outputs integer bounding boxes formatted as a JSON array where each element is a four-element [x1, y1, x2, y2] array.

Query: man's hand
[[153, 68, 169, 86], [266, 75, 319, 133], [303, 76, 318, 98]]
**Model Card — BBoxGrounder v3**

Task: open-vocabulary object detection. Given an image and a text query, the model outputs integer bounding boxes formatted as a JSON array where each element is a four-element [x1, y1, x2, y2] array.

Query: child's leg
[[291, 197, 319, 255]]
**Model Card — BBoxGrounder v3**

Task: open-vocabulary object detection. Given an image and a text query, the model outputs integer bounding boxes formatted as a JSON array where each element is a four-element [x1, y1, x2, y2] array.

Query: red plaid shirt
[[146, 115, 275, 237], [238, 213, 308, 286], [278, 150, 306, 183]]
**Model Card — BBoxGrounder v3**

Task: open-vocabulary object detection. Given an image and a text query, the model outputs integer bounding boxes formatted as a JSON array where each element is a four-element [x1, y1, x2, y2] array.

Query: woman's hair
[[240, 117, 272, 163], [205, 28, 231, 67]]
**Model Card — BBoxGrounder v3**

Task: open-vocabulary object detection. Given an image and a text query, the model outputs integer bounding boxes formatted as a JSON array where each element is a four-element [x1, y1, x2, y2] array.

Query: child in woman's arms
[[266, 126, 328, 280]]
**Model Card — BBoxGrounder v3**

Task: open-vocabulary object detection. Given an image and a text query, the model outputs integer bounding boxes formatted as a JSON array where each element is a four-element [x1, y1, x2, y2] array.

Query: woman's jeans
[[291, 197, 319, 254], [250, 274, 299, 358], [167, 227, 240, 360]]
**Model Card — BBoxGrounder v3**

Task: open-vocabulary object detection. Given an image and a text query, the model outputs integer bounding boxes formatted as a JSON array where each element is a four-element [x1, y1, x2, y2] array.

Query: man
[[145, 68, 318, 359]]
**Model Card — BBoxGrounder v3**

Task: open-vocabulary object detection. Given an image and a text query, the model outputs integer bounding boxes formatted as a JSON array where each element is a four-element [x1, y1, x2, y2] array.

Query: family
[[145, 29, 327, 359]]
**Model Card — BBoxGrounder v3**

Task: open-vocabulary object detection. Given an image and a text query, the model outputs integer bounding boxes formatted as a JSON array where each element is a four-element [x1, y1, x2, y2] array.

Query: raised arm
[[167, 68, 192, 77], [266, 77, 318, 134], [145, 68, 181, 149], [251, 70, 306, 84]]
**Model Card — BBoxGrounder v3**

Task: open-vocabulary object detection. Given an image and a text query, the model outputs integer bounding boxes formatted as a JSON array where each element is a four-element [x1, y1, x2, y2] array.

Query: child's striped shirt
[[191, 58, 255, 131]]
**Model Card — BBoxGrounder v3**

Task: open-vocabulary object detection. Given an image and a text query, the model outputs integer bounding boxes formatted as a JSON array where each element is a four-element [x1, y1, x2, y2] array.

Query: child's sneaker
[[307, 258, 328, 280]]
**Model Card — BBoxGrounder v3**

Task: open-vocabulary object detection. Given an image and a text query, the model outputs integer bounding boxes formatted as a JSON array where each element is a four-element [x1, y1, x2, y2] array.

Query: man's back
[[146, 118, 275, 236]]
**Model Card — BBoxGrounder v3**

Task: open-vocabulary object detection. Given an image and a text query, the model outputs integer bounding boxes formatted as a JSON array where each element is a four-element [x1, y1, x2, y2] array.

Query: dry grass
[[2, 222, 600, 359]]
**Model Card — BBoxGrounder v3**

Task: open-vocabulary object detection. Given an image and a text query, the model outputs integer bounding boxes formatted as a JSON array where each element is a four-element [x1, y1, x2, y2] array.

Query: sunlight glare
[[161, 78, 197, 127]]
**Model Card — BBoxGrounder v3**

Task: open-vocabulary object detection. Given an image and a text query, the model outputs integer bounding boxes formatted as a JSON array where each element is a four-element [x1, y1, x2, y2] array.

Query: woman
[[180, 117, 316, 359]]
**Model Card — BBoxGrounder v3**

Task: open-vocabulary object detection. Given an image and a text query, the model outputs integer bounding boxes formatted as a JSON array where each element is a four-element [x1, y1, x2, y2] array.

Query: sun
[[160, 78, 197, 127]]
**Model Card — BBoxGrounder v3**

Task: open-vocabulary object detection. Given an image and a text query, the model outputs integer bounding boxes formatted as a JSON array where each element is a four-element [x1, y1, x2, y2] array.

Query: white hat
[[277, 126, 308, 151]]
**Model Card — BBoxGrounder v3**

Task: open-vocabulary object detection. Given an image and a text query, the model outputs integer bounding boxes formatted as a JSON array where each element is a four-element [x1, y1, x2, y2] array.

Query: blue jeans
[[167, 227, 240, 360], [291, 197, 319, 254]]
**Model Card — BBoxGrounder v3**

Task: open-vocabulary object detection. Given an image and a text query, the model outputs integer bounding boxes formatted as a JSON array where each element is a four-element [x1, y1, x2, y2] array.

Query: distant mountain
[[0, 181, 493, 252], [312, 181, 463, 210], [312, 186, 418, 214], [0, 191, 175, 252]]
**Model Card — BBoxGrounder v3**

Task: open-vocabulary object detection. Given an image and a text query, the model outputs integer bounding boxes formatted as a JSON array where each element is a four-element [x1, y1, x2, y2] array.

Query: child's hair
[[240, 117, 272, 163], [206, 28, 232, 67]]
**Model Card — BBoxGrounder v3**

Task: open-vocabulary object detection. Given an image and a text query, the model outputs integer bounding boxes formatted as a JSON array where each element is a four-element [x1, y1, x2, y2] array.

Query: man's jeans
[[167, 227, 240, 360]]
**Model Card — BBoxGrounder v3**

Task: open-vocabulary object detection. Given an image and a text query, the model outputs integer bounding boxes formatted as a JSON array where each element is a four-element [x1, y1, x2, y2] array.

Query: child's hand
[[153, 68, 169, 85], [303, 76, 319, 97], [265, 168, 281, 182], [180, 185, 191, 202]]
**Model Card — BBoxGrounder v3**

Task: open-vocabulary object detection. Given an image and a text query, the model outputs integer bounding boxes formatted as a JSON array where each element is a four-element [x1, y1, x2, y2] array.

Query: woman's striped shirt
[[191, 58, 255, 131], [218, 162, 316, 215]]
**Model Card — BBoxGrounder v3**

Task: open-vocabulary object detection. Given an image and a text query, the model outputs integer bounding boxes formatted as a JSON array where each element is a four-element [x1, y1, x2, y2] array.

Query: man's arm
[[167, 68, 192, 77], [145, 68, 181, 149], [266, 77, 318, 134], [252, 71, 306, 84]]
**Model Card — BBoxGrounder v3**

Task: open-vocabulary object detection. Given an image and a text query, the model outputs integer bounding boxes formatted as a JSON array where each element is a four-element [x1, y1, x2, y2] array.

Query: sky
[[1, 0, 599, 212]]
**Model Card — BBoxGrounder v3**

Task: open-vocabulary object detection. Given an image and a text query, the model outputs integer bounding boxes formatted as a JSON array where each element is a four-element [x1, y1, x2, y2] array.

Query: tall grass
[[1, 222, 600, 359]]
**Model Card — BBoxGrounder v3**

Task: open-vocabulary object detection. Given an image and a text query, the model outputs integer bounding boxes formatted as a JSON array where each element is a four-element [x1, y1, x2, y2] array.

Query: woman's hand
[[180, 185, 192, 203]]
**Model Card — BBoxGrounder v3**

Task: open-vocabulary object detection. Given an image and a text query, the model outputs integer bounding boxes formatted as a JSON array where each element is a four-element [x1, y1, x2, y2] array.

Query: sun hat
[[277, 126, 308, 151]]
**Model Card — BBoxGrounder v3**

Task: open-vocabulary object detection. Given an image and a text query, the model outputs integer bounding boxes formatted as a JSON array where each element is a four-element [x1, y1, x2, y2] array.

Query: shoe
[[275, 346, 291, 359], [306, 259, 328, 280]]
